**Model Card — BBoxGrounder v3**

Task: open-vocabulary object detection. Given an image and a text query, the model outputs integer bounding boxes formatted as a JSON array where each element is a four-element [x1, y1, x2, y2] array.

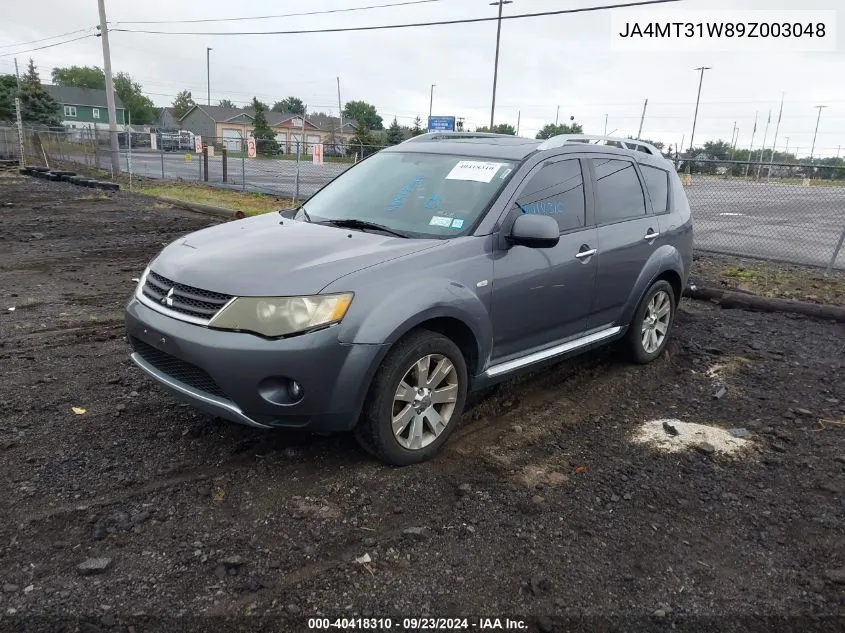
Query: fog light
[[288, 380, 303, 399]]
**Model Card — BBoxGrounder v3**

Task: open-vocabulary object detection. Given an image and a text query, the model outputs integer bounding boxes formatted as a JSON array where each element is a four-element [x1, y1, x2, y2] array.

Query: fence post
[[203, 145, 209, 182], [294, 139, 300, 203], [222, 146, 228, 183], [827, 226, 845, 276], [14, 98, 25, 168], [160, 143, 165, 179]]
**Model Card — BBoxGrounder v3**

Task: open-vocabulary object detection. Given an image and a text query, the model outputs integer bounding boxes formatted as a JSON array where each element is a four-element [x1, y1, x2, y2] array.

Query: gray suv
[[125, 133, 693, 465]]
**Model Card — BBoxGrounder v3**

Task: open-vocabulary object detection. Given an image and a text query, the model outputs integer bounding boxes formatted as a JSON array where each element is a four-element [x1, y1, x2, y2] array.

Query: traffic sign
[[313, 143, 324, 165], [427, 116, 456, 132]]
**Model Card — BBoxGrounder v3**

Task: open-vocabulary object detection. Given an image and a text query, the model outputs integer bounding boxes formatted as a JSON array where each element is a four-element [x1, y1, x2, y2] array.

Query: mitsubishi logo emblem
[[163, 287, 175, 307]]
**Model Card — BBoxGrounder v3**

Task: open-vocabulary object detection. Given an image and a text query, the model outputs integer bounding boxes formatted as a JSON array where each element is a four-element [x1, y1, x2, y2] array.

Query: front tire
[[355, 330, 468, 466], [626, 280, 676, 364]]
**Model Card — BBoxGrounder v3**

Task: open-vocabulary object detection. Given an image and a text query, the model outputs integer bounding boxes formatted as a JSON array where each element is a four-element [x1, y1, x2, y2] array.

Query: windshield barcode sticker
[[446, 161, 507, 183], [429, 216, 453, 227]]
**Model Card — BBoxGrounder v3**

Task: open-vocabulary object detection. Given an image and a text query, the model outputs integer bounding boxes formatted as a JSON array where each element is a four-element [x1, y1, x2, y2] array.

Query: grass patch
[[74, 194, 109, 201], [136, 182, 292, 216]]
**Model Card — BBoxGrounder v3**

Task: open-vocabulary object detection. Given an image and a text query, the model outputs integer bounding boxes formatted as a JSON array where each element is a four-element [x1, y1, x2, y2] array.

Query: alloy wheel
[[391, 354, 459, 450], [641, 289, 672, 354]]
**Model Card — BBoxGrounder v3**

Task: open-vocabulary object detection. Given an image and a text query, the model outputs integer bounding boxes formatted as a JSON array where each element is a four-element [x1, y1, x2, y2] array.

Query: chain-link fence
[[683, 159, 845, 271], [0, 125, 20, 160], [12, 125, 845, 271]]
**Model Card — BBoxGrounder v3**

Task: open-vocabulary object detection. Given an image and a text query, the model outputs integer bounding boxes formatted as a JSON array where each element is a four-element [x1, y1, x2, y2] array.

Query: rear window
[[640, 164, 670, 213]]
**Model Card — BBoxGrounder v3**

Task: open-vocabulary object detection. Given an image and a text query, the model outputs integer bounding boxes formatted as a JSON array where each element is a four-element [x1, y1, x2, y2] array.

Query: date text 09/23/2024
[[307, 617, 529, 630]]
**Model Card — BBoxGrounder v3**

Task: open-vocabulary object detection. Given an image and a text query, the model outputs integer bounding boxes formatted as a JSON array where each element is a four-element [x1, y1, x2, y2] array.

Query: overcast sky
[[1, 0, 843, 157]]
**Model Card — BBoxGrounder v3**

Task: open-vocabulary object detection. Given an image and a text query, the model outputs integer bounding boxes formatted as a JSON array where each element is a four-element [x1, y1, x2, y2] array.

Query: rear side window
[[640, 164, 670, 213], [514, 159, 585, 232], [591, 158, 646, 224]]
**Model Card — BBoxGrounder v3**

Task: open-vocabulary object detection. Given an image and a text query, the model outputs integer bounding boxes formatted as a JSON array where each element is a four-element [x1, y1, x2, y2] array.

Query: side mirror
[[507, 214, 560, 249]]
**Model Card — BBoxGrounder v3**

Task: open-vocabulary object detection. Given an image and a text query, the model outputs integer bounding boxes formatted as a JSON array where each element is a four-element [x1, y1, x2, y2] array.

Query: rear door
[[587, 156, 659, 329], [490, 157, 599, 359]]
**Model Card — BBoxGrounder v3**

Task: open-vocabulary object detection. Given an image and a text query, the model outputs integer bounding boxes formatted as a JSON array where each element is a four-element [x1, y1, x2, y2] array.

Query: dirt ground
[[1, 174, 844, 633]]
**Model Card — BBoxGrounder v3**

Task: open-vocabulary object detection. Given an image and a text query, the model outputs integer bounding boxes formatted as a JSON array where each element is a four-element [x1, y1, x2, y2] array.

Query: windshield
[[296, 151, 516, 238]]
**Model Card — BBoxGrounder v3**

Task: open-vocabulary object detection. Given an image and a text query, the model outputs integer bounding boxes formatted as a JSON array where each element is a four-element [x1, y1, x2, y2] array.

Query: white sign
[[194, 135, 202, 153], [446, 160, 506, 183], [150, 132, 157, 151], [247, 138, 257, 158], [313, 143, 324, 165]]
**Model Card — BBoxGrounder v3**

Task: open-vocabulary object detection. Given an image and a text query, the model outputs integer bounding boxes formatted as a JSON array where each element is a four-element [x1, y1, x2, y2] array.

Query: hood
[[149, 213, 441, 296]]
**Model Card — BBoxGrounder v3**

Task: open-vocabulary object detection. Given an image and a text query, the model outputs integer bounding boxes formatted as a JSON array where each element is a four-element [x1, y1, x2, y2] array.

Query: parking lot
[[1, 175, 844, 631]]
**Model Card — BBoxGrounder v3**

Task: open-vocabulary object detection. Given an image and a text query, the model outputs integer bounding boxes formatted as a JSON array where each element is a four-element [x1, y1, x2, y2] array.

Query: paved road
[[91, 153, 845, 270], [687, 178, 845, 269]]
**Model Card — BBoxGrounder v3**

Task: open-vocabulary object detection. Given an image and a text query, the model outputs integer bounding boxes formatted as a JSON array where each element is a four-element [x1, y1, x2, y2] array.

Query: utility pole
[[687, 66, 711, 175], [603, 114, 608, 136], [637, 98, 648, 138], [488, 0, 512, 130], [429, 84, 436, 121], [516, 110, 521, 136], [744, 111, 758, 177], [555, 105, 559, 126], [767, 92, 784, 177], [13, 58, 21, 91], [96, 0, 121, 177], [336, 77, 344, 147], [206, 47, 212, 105], [756, 110, 771, 179], [809, 104, 827, 164]]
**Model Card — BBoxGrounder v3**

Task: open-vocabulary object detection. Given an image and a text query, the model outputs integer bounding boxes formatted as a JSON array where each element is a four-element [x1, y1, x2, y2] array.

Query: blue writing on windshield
[[387, 175, 426, 212], [424, 193, 441, 210]]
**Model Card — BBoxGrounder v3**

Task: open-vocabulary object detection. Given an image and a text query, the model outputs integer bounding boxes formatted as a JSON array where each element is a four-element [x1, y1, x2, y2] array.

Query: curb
[[146, 195, 246, 220], [683, 284, 845, 323]]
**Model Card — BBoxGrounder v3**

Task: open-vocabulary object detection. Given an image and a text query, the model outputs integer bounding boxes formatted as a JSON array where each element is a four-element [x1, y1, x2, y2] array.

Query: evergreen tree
[[386, 117, 403, 145], [19, 59, 59, 125], [172, 90, 196, 119], [250, 97, 277, 155], [410, 116, 424, 137], [0, 74, 17, 121]]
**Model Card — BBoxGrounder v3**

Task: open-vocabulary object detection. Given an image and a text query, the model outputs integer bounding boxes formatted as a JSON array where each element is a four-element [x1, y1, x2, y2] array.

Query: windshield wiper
[[322, 218, 408, 238]]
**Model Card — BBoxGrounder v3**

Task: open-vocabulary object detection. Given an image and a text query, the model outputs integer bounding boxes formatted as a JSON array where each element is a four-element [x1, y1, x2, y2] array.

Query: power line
[[0, 34, 95, 58], [0, 28, 91, 50], [112, 0, 683, 35], [115, 0, 449, 25]]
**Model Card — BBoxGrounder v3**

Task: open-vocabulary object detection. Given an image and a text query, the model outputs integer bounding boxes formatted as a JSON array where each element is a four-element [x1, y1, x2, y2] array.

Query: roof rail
[[536, 134, 663, 157], [402, 131, 518, 143]]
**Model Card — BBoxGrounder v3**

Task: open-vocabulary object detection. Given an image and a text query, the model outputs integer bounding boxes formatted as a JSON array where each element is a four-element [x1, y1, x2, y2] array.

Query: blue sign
[[428, 116, 456, 132]]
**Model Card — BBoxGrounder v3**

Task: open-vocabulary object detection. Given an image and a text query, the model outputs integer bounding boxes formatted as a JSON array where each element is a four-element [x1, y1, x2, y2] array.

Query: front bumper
[[125, 297, 385, 432]]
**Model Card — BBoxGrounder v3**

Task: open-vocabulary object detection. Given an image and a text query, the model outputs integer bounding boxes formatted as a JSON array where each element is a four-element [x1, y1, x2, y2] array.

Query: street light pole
[[429, 84, 436, 121], [687, 65, 711, 174], [555, 105, 559, 126], [809, 104, 827, 164], [488, 0, 512, 131], [206, 47, 213, 106]]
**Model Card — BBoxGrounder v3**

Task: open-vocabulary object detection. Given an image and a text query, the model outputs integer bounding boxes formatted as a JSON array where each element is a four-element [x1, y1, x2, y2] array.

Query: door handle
[[644, 231, 660, 241], [575, 248, 597, 259]]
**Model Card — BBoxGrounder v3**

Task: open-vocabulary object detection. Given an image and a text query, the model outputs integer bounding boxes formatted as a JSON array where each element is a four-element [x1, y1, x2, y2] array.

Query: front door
[[587, 156, 660, 328], [491, 157, 598, 360]]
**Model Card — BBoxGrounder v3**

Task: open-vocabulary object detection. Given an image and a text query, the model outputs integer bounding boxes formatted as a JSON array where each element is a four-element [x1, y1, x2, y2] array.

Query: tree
[[386, 117, 403, 145], [475, 124, 516, 135], [535, 121, 583, 139], [113, 72, 155, 124], [410, 116, 424, 137], [250, 97, 277, 155], [343, 100, 383, 130], [172, 90, 196, 120], [272, 96, 306, 115], [0, 74, 17, 121], [19, 59, 59, 125], [217, 99, 237, 108], [51, 66, 105, 89]]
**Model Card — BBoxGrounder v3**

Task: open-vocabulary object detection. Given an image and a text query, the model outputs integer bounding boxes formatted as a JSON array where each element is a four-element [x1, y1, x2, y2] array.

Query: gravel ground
[[1, 174, 844, 633]]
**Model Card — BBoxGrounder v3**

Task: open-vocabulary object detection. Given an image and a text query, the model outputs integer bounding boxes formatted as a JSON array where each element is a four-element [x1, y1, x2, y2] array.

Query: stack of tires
[[19, 166, 120, 191]]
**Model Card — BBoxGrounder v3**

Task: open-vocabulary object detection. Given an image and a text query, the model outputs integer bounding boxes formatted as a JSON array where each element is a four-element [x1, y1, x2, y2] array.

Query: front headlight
[[208, 293, 353, 338]]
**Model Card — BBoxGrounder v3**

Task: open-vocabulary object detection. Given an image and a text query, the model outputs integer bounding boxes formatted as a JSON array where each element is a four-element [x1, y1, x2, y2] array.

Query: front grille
[[142, 270, 232, 320], [130, 337, 228, 399]]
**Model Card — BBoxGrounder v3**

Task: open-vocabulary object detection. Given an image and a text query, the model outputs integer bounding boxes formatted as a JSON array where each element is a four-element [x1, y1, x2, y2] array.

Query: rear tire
[[626, 280, 676, 364], [355, 330, 468, 466]]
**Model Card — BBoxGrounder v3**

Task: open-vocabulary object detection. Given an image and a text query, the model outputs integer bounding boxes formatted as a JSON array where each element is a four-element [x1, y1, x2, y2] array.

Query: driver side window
[[514, 159, 586, 233]]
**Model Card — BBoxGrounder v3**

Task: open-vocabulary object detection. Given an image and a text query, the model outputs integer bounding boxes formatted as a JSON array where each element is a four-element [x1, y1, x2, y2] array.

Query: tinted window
[[640, 164, 670, 213], [514, 159, 585, 232], [592, 158, 646, 223]]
